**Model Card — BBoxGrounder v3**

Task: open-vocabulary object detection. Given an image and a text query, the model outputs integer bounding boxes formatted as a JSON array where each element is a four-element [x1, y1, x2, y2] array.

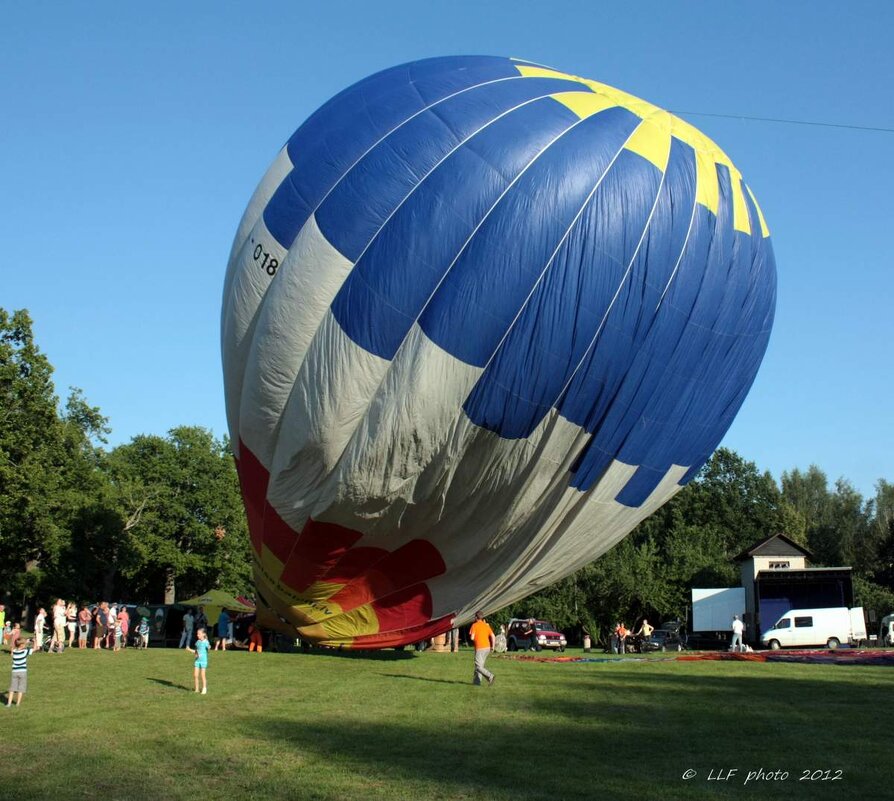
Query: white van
[[760, 607, 867, 650], [880, 613, 894, 646]]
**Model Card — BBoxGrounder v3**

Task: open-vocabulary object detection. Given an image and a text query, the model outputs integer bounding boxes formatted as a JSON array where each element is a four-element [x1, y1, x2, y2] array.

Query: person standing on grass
[[113, 613, 123, 652], [179, 609, 194, 649], [51, 599, 66, 652], [65, 601, 78, 648], [93, 602, 106, 649], [617, 622, 628, 654], [469, 611, 495, 686], [78, 605, 91, 648], [523, 618, 538, 652], [7, 639, 33, 707], [118, 606, 130, 649], [8, 624, 22, 652], [215, 609, 230, 651], [138, 617, 150, 649], [106, 604, 118, 649], [34, 608, 47, 651], [731, 615, 745, 653], [187, 627, 210, 694], [248, 622, 263, 653]]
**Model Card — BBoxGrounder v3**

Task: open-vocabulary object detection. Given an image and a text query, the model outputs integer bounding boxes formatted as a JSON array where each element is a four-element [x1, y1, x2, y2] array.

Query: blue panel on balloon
[[463, 146, 661, 438], [265, 57, 527, 249], [330, 96, 582, 360], [316, 76, 595, 263], [425, 106, 641, 369], [263, 55, 777, 510]]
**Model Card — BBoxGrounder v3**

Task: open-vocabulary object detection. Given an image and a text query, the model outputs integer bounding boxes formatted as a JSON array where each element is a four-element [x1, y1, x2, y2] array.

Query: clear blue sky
[[2, 2, 892, 499]]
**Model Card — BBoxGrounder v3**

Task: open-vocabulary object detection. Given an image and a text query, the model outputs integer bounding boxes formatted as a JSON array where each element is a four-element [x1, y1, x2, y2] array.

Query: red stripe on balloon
[[317, 546, 385, 583], [234, 443, 303, 563], [278, 518, 363, 593], [369, 583, 434, 632], [329, 539, 446, 611], [234, 441, 453, 648], [350, 612, 454, 650], [235, 443, 361, 574], [234, 443, 267, 554], [261, 502, 304, 565]]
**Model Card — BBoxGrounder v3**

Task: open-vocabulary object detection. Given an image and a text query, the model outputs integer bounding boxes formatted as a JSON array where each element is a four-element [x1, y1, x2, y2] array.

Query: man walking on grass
[[469, 610, 495, 686]]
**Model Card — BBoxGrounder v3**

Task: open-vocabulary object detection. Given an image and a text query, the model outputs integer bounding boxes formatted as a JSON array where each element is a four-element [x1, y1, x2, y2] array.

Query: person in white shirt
[[50, 599, 67, 651], [34, 608, 47, 650], [731, 615, 745, 652], [106, 605, 118, 649]]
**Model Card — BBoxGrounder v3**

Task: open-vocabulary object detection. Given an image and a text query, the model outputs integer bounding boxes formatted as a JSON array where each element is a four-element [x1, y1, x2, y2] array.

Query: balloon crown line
[[672, 110, 894, 134]]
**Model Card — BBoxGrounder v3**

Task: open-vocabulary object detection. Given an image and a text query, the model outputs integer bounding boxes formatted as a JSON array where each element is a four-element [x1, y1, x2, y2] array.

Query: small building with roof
[[735, 533, 854, 641]]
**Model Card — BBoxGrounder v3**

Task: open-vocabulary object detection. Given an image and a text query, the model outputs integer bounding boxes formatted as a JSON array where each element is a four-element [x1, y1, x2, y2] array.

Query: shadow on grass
[[4, 658, 891, 801], [238, 667, 890, 801], [147, 677, 192, 692], [374, 672, 469, 685]]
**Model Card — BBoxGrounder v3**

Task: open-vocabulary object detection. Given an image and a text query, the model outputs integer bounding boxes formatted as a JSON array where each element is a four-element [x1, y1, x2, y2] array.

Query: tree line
[[501, 441, 894, 643], [3, 307, 893, 638], [0, 309, 250, 622]]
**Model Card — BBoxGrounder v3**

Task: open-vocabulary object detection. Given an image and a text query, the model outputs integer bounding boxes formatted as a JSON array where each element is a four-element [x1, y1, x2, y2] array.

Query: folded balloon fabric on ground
[[220, 55, 776, 648]]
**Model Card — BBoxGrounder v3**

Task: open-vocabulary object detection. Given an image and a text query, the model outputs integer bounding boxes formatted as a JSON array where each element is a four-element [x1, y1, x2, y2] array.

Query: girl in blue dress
[[187, 627, 210, 694]]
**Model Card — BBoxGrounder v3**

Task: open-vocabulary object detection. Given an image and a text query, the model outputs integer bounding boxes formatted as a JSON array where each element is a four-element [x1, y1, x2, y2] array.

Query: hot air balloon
[[221, 56, 776, 648]]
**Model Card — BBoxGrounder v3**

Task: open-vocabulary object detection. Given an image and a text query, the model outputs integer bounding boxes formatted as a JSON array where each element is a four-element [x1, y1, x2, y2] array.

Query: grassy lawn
[[0, 645, 889, 800]]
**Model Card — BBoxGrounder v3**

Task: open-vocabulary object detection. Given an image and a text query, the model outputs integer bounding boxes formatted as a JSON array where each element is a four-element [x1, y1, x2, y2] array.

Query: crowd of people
[[1, 598, 268, 706], [27, 599, 150, 653], [610, 619, 655, 653], [1, 600, 690, 701]]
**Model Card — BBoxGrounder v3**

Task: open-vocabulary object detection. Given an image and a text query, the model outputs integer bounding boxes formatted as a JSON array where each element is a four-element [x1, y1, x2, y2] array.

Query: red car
[[506, 618, 567, 652]]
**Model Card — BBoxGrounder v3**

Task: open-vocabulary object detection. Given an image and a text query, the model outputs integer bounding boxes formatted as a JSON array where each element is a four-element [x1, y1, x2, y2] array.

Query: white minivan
[[760, 607, 867, 650]]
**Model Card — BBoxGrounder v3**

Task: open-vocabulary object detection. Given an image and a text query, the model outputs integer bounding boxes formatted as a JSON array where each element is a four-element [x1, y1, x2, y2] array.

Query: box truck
[[760, 607, 867, 650]]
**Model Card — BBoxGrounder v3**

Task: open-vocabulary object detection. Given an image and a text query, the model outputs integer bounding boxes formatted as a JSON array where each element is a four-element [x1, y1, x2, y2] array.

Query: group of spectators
[[177, 607, 264, 653], [611, 619, 654, 653], [1, 599, 265, 707], [30, 599, 152, 652], [0, 598, 264, 655]]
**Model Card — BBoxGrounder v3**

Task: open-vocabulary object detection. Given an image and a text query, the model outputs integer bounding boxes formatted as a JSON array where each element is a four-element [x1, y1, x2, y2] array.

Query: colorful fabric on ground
[[677, 650, 894, 666]]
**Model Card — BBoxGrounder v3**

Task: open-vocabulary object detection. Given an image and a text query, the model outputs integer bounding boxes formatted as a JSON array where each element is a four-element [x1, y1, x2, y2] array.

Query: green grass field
[[0, 645, 889, 801]]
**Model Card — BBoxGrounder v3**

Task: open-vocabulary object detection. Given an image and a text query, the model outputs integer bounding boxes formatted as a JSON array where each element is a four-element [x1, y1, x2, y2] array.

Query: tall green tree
[[864, 480, 894, 589], [781, 465, 833, 534], [510, 448, 799, 645], [0, 309, 63, 598], [0, 309, 112, 613], [805, 479, 870, 568], [674, 448, 785, 556], [107, 427, 251, 603]]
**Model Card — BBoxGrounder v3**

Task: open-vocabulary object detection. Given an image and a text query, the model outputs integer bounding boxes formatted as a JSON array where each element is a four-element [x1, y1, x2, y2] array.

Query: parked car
[[506, 618, 567, 652], [640, 628, 686, 652]]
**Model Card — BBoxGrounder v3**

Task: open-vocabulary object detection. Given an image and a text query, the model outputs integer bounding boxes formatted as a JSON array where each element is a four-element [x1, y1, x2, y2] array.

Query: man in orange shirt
[[617, 622, 628, 654], [469, 610, 496, 686]]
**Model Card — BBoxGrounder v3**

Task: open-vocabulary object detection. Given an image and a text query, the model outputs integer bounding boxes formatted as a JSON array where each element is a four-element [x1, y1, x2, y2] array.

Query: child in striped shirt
[[7, 639, 33, 707]]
